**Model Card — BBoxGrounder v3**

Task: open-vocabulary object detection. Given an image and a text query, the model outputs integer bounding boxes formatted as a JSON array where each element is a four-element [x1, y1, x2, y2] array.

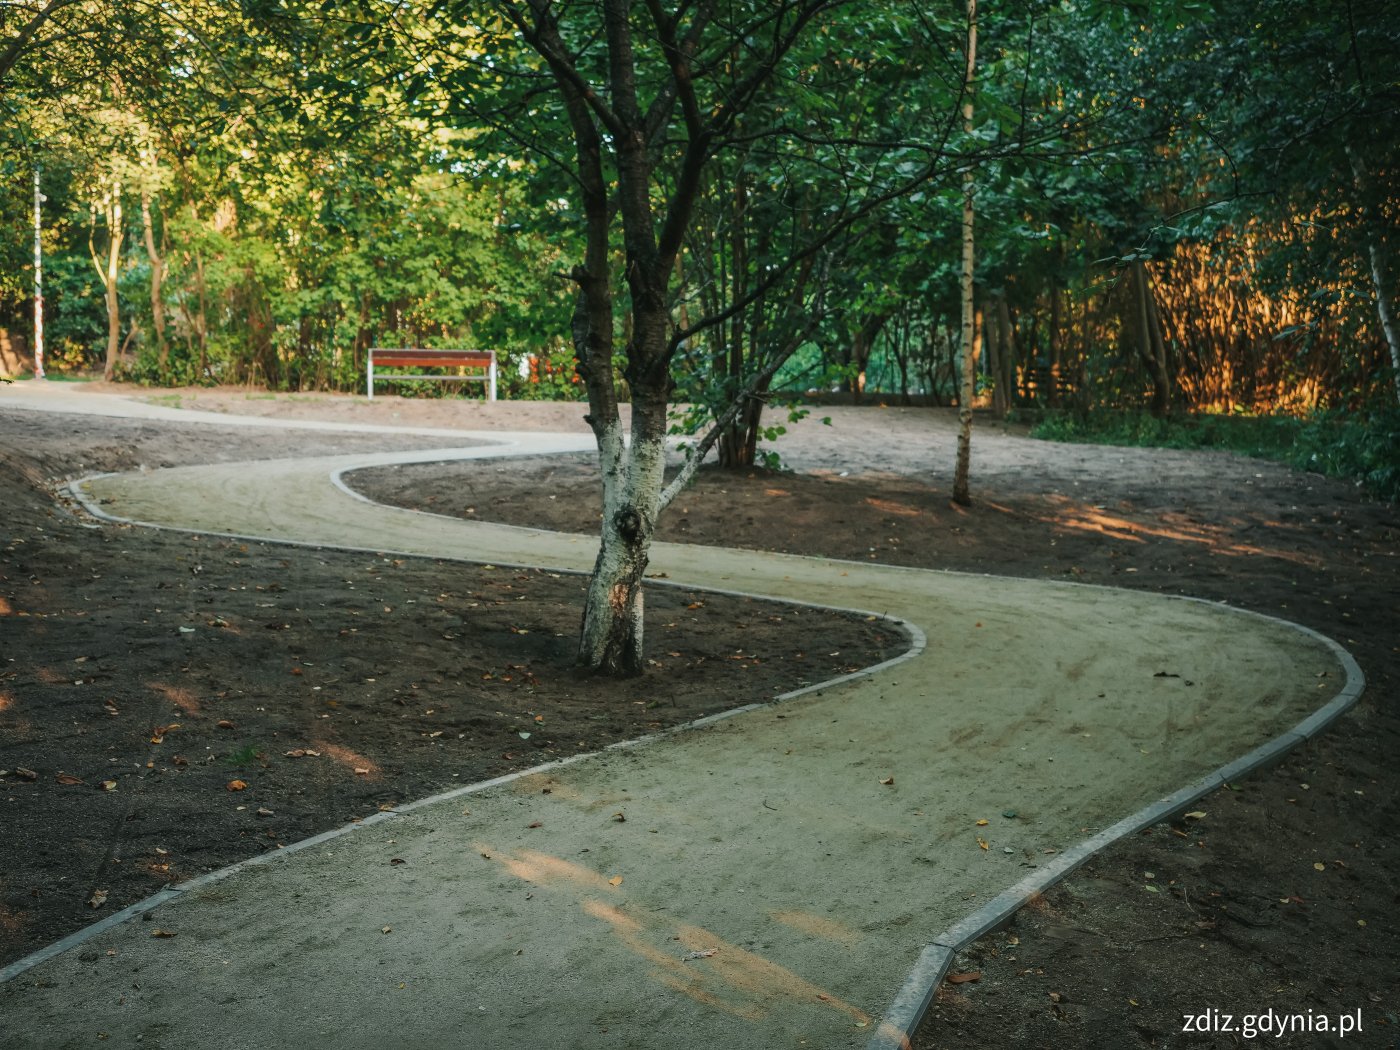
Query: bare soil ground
[[348, 398, 1400, 1049], [3, 386, 1397, 1048], [0, 400, 894, 971]]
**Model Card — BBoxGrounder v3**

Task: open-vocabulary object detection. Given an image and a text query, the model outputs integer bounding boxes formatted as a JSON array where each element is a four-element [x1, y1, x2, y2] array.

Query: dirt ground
[[0, 400, 894, 972], [3, 386, 1397, 1048], [347, 400, 1399, 1048]]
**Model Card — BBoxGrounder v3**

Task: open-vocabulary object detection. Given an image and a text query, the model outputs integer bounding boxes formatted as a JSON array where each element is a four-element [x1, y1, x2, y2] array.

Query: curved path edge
[[867, 607, 1364, 1050], [0, 468, 927, 987], [0, 436, 1365, 1050]]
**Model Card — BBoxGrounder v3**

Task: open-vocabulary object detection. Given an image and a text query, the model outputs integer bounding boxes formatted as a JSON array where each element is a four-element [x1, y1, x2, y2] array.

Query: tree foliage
[[2, 0, 1396, 671]]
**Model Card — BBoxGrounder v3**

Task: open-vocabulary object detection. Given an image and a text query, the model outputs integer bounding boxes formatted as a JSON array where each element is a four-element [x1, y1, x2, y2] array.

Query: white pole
[[33, 167, 45, 379]]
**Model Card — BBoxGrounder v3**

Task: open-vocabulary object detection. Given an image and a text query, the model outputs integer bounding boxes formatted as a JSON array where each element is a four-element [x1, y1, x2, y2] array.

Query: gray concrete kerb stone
[[864, 614, 1365, 1050]]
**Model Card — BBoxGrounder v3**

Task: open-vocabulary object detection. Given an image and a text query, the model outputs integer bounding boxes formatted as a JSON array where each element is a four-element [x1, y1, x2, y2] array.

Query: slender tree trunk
[[999, 293, 1018, 407], [853, 311, 891, 406], [1047, 283, 1062, 407], [1131, 261, 1170, 418], [988, 291, 1011, 418], [1346, 146, 1400, 405], [1144, 266, 1172, 405], [141, 191, 167, 372], [32, 167, 45, 379], [1364, 241, 1400, 405], [952, 0, 978, 506], [90, 183, 124, 381]]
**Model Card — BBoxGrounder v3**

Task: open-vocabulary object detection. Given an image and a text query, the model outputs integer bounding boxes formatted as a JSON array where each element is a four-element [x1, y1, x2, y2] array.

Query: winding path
[[0, 384, 1362, 1049]]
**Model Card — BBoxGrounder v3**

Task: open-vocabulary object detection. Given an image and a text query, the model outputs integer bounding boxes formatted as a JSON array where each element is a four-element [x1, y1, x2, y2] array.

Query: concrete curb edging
[[0, 474, 924, 986], [865, 613, 1365, 1050], [14, 449, 1366, 1050]]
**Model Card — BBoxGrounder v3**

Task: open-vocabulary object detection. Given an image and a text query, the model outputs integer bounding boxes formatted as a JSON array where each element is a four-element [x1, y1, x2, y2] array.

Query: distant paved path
[[0, 382, 1358, 1049]]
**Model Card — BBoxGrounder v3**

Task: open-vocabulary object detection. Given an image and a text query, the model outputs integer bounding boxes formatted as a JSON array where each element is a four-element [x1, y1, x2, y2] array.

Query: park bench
[[366, 348, 498, 400]]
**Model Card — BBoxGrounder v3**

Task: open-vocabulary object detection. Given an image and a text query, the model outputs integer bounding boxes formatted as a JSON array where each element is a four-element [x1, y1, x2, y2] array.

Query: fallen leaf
[[879, 776, 895, 786], [527, 821, 543, 829], [354, 767, 370, 776], [283, 749, 321, 758], [256, 807, 274, 816], [608, 876, 623, 887], [683, 948, 719, 961], [1314, 862, 1326, 871], [150, 929, 177, 938], [100, 780, 118, 792], [16, 768, 37, 781], [227, 779, 248, 791], [977, 837, 989, 850], [1184, 811, 1207, 820], [976, 819, 989, 826], [390, 858, 406, 866], [87, 889, 108, 909], [381, 926, 392, 934], [103, 700, 120, 717], [291, 668, 303, 676], [946, 971, 981, 984], [216, 720, 236, 730], [56, 773, 84, 786], [612, 812, 626, 823], [172, 756, 188, 767]]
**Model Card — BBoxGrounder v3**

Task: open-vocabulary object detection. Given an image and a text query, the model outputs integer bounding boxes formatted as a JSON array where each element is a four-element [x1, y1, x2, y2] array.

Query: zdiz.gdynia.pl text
[[1181, 1008, 1362, 1040]]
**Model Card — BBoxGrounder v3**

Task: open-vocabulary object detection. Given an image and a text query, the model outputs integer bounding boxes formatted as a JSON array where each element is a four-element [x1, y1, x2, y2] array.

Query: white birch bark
[[1346, 145, 1400, 406]]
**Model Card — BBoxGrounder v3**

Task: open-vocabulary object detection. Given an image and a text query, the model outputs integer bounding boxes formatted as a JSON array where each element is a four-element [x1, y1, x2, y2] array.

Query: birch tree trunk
[[1364, 240, 1400, 406], [952, 0, 979, 506], [1346, 145, 1400, 405]]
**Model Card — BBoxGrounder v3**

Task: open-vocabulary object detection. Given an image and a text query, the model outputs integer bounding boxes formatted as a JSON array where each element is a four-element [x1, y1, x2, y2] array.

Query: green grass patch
[[1031, 408, 1400, 502], [225, 745, 260, 766]]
